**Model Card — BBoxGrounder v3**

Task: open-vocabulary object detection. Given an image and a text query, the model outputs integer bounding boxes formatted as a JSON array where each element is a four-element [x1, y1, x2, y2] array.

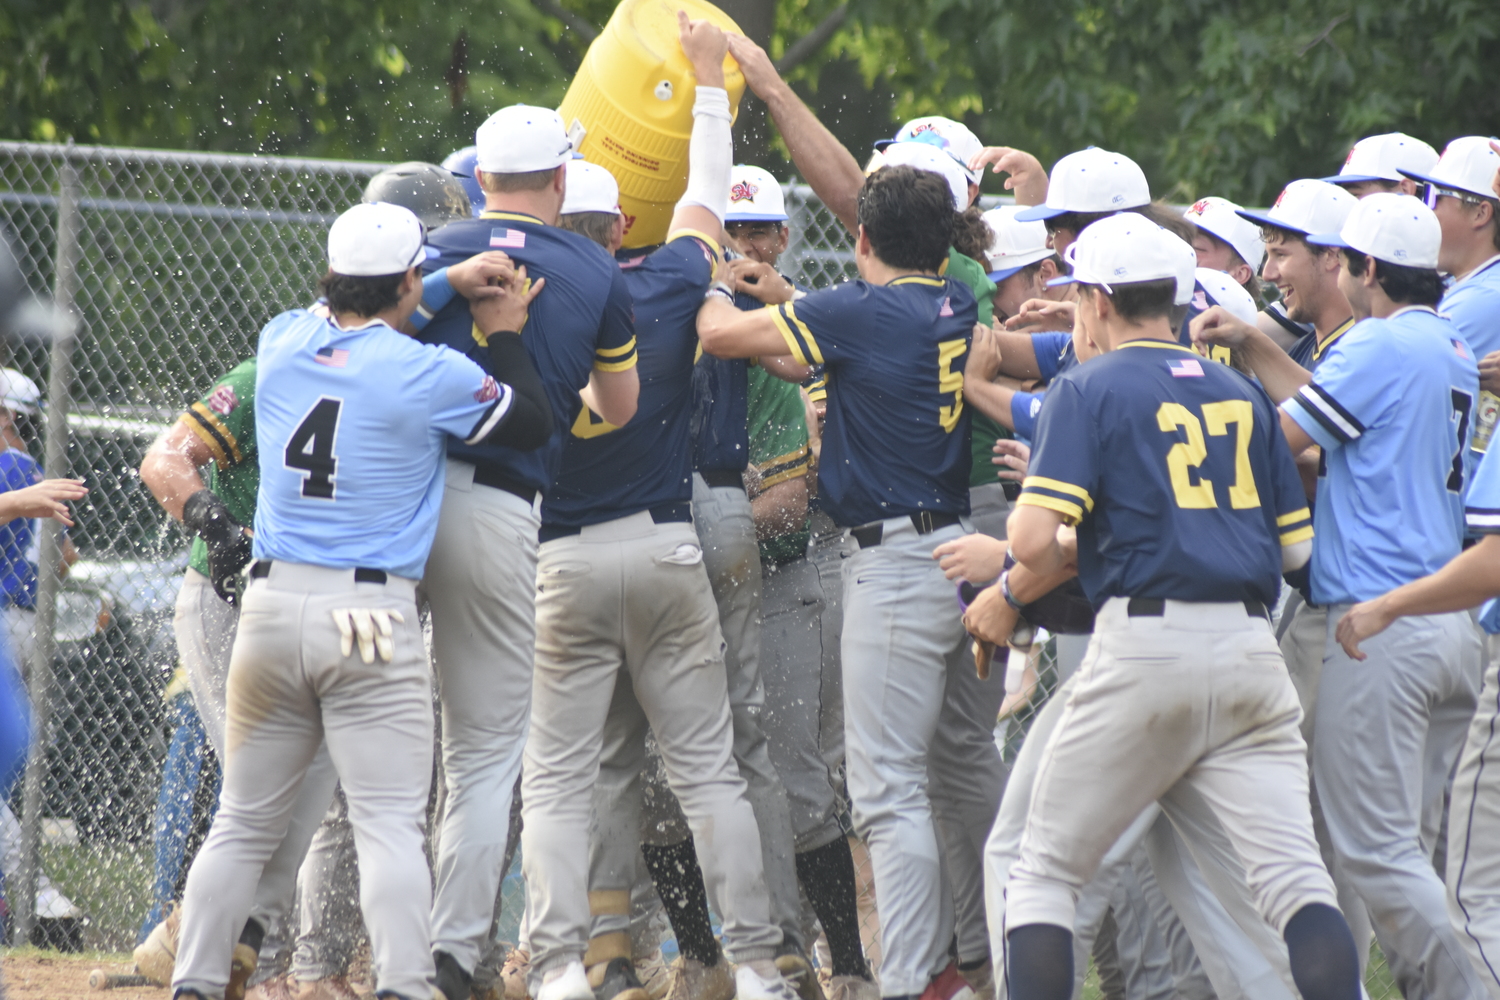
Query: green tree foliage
[[3, 0, 1497, 204]]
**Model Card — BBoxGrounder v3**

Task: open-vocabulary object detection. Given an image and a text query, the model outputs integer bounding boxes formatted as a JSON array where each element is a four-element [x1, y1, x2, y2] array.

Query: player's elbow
[[590, 368, 639, 427], [697, 311, 735, 358]]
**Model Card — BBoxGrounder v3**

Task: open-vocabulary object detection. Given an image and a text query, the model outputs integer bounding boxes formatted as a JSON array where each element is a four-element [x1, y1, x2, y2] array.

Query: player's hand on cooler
[[0, 478, 87, 527], [1334, 598, 1397, 661], [932, 533, 1007, 583], [331, 607, 406, 664], [967, 147, 1048, 207], [724, 32, 781, 99], [1190, 305, 1256, 351], [448, 251, 517, 301], [725, 258, 796, 304], [472, 264, 544, 340], [967, 323, 1002, 382], [1004, 298, 1074, 334], [992, 438, 1030, 483], [1479, 350, 1500, 395], [678, 10, 728, 77]]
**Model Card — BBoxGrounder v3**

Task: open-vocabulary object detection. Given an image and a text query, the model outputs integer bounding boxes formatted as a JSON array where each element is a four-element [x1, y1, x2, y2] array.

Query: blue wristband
[[411, 268, 456, 331]]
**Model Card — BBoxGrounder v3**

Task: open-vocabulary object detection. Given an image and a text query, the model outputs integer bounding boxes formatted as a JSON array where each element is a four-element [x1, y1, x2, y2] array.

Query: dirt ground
[[2, 950, 168, 1000]]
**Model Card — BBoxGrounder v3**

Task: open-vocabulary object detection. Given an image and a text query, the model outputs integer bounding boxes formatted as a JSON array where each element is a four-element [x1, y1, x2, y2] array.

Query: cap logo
[[730, 180, 760, 203], [1345, 147, 1357, 165], [1393, 248, 1408, 260], [1189, 199, 1209, 215], [1111, 194, 1125, 205], [1113, 266, 1128, 276], [1273, 188, 1288, 207]]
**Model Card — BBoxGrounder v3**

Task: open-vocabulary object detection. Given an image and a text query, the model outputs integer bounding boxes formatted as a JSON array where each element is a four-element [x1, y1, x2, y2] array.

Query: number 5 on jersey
[[286, 396, 343, 499]]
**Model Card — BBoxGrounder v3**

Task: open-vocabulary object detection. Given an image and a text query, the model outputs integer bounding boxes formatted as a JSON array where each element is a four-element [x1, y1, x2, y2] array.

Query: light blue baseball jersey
[[1442, 255, 1500, 362], [1464, 443, 1500, 632], [1283, 305, 1479, 605], [253, 310, 511, 579]]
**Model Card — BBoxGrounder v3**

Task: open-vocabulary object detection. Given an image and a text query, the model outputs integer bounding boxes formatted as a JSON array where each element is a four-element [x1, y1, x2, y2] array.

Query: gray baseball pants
[[173, 568, 343, 973], [173, 563, 435, 1000], [1313, 608, 1485, 1000], [806, 512, 849, 792], [521, 512, 782, 980], [426, 459, 539, 974], [1449, 633, 1500, 997], [839, 514, 1006, 996]]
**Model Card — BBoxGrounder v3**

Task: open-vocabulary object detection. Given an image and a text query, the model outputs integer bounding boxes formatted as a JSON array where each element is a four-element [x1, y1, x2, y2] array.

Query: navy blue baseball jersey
[[542, 232, 720, 532], [1019, 339, 1310, 607], [1286, 316, 1354, 372], [692, 353, 749, 475], [1282, 306, 1478, 605], [422, 210, 637, 494], [774, 275, 976, 526], [253, 310, 513, 580]]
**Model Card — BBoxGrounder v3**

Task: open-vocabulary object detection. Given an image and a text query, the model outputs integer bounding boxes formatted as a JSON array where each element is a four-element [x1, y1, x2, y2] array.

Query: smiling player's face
[[1262, 236, 1330, 324]]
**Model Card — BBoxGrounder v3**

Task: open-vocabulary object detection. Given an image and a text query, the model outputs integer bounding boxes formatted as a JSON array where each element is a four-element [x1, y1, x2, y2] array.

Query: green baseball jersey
[[944, 248, 1011, 486], [182, 357, 258, 579], [747, 365, 811, 565]]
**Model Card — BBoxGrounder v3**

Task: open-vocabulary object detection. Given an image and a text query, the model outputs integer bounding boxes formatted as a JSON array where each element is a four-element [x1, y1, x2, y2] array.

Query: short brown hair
[[1079, 277, 1179, 324], [478, 166, 558, 194], [857, 166, 955, 272]]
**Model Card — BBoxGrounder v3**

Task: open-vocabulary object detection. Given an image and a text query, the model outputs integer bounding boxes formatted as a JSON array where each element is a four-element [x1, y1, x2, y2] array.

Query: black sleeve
[[473, 332, 554, 451]]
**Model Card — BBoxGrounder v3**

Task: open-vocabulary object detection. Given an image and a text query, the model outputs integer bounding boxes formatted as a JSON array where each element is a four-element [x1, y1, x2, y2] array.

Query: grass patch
[[37, 840, 153, 951]]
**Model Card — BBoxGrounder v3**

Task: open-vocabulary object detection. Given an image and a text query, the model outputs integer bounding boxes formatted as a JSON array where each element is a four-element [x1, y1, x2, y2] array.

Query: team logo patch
[[1188, 199, 1210, 216], [315, 347, 349, 368], [1169, 358, 1205, 378], [490, 228, 526, 249], [474, 375, 500, 403], [730, 180, 759, 203], [939, 296, 954, 317], [207, 384, 238, 416]]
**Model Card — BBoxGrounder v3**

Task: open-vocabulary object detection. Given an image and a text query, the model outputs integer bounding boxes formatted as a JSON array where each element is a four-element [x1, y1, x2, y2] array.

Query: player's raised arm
[[667, 13, 734, 244]]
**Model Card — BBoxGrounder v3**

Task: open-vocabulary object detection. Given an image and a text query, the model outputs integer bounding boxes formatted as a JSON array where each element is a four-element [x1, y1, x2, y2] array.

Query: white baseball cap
[[1193, 268, 1258, 325], [475, 105, 574, 174], [1184, 196, 1265, 270], [561, 160, 621, 215], [327, 202, 427, 277], [724, 165, 788, 222], [1048, 213, 1196, 305], [1307, 192, 1441, 270], [979, 206, 1053, 281], [1400, 135, 1500, 201], [876, 117, 984, 185], [1015, 147, 1151, 222], [1322, 132, 1439, 186], [1236, 179, 1357, 238], [875, 142, 969, 212], [0, 369, 40, 415]]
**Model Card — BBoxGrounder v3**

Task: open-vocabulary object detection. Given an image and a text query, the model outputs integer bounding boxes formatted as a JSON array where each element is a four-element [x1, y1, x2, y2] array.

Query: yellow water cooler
[[558, 0, 746, 247]]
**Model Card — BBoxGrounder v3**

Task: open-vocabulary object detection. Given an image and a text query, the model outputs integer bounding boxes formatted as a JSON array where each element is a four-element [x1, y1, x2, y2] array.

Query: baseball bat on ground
[[88, 970, 152, 990]]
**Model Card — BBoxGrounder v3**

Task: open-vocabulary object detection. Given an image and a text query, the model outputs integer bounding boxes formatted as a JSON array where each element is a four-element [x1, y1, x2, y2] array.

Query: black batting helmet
[[363, 162, 472, 231]]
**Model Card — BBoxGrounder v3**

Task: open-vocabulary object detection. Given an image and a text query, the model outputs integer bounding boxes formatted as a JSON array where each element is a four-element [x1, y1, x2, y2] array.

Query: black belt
[[700, 469, 746, 491], [1126, 597, 1268, 621], [851, 511, 962, 548], [250, 560, 388, 584], [470, 461, 538, 506], [538, 502, 693, 543]]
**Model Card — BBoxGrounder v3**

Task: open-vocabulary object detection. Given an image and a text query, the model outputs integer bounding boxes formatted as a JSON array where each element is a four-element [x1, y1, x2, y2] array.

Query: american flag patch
[[490, 228, 526, 249], [315, 347, 349, 368], [1169, 358, 1204, 378], [939, 296, 954, 317], [1455, 339, 1470, 359]]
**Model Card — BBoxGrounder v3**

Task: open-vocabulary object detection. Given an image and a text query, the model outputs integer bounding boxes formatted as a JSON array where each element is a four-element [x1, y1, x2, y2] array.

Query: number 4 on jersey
[[285, 396, 343, 499]]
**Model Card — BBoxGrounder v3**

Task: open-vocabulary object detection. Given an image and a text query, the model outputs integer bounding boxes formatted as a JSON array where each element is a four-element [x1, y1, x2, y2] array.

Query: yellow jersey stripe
[[596, 338, 637, 358], [782, 302, 825, 365], [1022, 476, 1095, 510], [1276, 508, 1312, 527], [593, 354, 638, 373], [1016, 493, 1084, 525], [187, 403, 242, 466], [480, 210, 545, 225], [667, 228, 723, 261], [1280, 525, 1315, 546], [889, 275, 945, 287], [1118, 339, 1197, 354], [770, 308, 810, 367]]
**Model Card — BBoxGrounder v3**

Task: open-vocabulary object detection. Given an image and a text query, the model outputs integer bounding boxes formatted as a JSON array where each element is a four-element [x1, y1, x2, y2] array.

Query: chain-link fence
[[0, 141, 1399, 1000]]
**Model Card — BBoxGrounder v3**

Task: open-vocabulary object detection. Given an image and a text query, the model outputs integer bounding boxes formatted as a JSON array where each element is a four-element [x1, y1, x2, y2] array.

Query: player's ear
[[776, 224, 790, 253]]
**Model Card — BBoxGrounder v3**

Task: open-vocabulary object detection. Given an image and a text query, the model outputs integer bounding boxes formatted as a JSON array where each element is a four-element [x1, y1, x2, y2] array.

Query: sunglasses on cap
[[1421, 182, 1497, 210]]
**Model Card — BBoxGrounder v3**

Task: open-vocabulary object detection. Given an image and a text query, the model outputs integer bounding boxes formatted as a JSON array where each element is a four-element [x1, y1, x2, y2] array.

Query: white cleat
[[735, 962, 801, 1000], [537, 962, 595, 1000]]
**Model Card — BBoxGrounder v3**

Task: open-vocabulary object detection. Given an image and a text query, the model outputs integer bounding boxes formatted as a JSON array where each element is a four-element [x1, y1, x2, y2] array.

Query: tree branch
[[535, 0, 599, 44], [775, 4, 848, 74], [1297, 12, 1349, 57]]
